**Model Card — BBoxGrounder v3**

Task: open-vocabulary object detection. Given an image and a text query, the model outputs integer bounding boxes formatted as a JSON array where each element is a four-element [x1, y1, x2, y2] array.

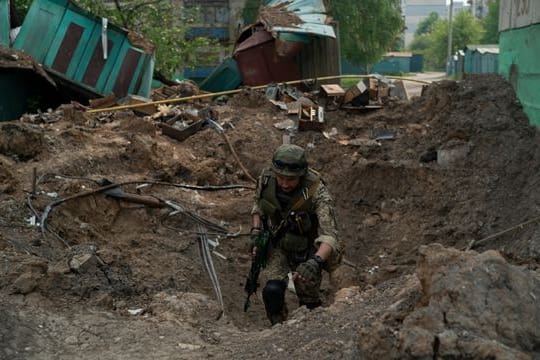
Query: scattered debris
[[371, 128, 395, 141], [127, 309, 145, 316]]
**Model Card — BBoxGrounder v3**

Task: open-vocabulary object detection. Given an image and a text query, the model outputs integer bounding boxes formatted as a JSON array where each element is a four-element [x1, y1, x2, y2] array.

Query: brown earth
[[1, 74, 540, 359]]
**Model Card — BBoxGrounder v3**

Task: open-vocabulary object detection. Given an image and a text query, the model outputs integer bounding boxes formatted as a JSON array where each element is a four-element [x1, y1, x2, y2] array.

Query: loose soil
[[1, 74, 539, 359]]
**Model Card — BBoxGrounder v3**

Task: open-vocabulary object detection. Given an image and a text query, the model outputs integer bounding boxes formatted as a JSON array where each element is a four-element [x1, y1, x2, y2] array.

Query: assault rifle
[[243, 228, 271, 312], [243, 217, 289, 312]]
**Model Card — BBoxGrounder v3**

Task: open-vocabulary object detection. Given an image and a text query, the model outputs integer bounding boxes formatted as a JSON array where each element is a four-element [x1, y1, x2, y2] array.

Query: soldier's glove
[[247, 227, 261, 252], [295, 256, 324, 286]]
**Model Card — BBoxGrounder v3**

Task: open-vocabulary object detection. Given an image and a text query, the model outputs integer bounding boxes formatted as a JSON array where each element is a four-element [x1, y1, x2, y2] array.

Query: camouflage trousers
[[260, 245, 341, 305]]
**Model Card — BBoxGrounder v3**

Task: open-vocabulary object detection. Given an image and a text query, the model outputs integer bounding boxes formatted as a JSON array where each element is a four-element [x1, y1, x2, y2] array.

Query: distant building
[[402, 0, 466, 47], [470, 0, 490, 18], [179, 0, 249, 80], [182, 0, 248, 42]]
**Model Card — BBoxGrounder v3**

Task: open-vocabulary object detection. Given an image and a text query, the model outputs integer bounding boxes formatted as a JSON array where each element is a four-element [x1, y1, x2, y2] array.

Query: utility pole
[[446, 0, 454, 75]]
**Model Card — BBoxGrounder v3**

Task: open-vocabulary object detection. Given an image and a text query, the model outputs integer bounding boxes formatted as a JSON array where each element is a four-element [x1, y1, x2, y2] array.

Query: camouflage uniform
[[251, 165, 342, 318]]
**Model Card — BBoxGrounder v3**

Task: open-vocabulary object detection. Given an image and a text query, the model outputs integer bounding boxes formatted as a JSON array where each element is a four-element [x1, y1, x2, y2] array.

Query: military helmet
[[271, 144, 308, 177]]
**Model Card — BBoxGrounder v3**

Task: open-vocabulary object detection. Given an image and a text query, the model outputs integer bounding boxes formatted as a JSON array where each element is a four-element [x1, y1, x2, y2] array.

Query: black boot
[[299, 300, 322, 310], [263, 280, 288, 325]]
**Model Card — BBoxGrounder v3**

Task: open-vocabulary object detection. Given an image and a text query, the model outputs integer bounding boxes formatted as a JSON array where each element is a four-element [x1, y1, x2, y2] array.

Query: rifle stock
[[243, 229, 271, 312]]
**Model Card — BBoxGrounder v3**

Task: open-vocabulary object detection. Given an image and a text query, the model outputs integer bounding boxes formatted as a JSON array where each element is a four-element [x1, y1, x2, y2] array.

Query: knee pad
[[262, 280, 287, 315]]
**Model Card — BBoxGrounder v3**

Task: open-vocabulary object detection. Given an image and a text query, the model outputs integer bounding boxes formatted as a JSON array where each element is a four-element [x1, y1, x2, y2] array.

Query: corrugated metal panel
[[75, 27, 125, 90], [500, 0, 540, 31], [80, 39, 113, 87], [234, 30, 273, 52], [13, 0, 65, 62], [0, 0, 9, 46], [467, 45, 499, 76], [271, 24, 334, 37], [464, 45, 499, 74], [410, 54, 424, 72], [12, 0, 155, 99], [200, 57, 242, 92], [266, 0, 326, 13], [234, 35, 301, 85], [297, 33, 339, 83], [262, 0, 336, 38], [499, 23, 540, 126]]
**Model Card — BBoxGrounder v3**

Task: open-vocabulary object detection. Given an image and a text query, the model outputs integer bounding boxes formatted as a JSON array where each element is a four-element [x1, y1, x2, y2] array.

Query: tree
[[409, 33, 432, 54], [330, 0, 403, 66], [481, 0, 500, 44], [415, 12, 440, 36], [410, 10, 484, 69], [242, 0, 261, 25], [11, 0, 31, 21]]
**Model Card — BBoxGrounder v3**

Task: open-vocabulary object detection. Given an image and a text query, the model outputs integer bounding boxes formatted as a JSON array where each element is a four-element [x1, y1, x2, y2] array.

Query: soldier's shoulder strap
[[255, 167, 274, 200], [290, 178, 320, 212]]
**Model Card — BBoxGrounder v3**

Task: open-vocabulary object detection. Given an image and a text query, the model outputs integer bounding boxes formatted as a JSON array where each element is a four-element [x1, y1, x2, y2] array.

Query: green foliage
[[410, 10, 484, 70], [242, 0, 261, 25], [409, 33, 432, 53], [415, 12, 439, 36], [482, 0, 500, 44], [10, 0, 32, 21], [331, 0, 403, 66], [452, 10, 484, 49]]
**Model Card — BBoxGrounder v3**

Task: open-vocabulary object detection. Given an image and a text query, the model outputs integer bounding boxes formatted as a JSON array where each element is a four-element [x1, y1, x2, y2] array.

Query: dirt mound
[[1, 74, 540, 359], [358, 244, 540, 359], [0, 123, 44, 161]]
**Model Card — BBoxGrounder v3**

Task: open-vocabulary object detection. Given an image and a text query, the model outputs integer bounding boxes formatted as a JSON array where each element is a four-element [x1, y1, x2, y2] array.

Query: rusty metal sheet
[[234, 29, 300, 86], [234, 30, 273, 53], [158, 120, 204, 142]]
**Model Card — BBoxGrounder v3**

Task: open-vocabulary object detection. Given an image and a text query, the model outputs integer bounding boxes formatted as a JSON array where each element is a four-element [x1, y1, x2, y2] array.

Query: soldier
[[249, 144, 342, 325]]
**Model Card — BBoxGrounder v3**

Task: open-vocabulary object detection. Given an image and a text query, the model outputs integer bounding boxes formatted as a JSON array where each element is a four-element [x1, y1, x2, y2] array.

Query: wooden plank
[[321, 84, 345, 96]]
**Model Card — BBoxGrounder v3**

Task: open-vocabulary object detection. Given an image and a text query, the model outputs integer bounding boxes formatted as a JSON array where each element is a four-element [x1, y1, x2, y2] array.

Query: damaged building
[[0, 0, 155, 121]]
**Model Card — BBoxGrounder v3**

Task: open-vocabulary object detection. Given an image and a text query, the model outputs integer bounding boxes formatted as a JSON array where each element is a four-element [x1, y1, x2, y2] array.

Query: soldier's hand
[[247, 227, 261, 255], [295, 258, 322, 286]]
